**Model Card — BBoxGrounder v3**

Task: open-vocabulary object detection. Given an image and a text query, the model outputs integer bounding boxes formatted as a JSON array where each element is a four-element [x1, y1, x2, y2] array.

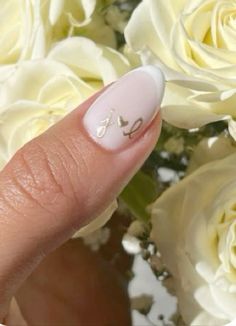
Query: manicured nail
[[83, 65, 165, 151]]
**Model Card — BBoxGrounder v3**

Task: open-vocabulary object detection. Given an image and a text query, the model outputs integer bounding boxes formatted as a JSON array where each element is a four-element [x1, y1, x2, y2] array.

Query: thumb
[[0, 66, 164, 317]]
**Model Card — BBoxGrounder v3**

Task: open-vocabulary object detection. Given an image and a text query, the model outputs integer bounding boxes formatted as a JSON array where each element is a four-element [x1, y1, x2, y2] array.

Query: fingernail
[[83, 65, 165, 151]]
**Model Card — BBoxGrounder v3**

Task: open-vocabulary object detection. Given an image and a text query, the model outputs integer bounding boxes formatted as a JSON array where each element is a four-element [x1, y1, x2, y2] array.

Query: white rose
[[0, 0, 116, 64], [0, 36, 130, 165], [151, 153, 236, 325], [0, 37, 130, 236], [125, 0, 236, 138]]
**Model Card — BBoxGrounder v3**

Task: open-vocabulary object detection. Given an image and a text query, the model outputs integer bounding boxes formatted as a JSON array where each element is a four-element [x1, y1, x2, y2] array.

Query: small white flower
[[122, 234, 142, 255], [82, 227, 111, 251]]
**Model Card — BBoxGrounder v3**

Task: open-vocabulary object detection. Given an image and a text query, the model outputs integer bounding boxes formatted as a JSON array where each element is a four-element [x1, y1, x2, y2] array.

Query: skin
[[6, 213, 133, 325], [0, 88, 162, 324]]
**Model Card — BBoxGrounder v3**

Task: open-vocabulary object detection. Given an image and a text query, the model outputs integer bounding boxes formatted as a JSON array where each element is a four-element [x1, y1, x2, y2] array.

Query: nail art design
[[117, 115, 129, 128], [96, 109, 114, 138], [96, 110, 144, 140], [123, 118, 144, 139], [83, 65, 165, 150]]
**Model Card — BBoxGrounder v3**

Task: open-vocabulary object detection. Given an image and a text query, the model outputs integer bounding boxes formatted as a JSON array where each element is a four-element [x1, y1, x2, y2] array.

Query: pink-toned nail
[[83, 66, 165, 151]]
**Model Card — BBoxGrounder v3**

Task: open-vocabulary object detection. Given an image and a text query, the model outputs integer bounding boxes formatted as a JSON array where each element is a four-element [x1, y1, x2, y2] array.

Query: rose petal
[[49, 0, 64, 25], [73, 200, 118, 238]]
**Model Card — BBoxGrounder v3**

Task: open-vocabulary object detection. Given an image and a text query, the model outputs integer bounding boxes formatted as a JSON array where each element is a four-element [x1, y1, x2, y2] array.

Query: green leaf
[[120, 170, 158, 222]]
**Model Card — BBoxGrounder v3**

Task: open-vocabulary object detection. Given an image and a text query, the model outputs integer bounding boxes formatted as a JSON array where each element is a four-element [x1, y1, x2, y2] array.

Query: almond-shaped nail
[[83, 65, 165, 151]]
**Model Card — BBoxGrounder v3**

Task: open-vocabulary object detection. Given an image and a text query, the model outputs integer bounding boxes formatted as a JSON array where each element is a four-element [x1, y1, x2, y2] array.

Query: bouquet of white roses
[[1, 0, 236, 325]]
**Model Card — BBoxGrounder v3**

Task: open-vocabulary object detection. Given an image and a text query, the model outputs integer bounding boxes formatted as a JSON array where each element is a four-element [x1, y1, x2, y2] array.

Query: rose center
[[178, 0, 236, 69]]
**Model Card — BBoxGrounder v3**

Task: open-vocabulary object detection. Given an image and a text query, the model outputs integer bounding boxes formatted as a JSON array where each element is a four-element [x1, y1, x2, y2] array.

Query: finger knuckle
[[48, 133, 92, 205], [6, 139, 77, 214]]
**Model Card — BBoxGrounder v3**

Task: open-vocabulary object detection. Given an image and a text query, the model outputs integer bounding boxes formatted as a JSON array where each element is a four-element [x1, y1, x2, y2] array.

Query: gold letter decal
[[96, 110, 114, 138], [123, 118, 143, 139]]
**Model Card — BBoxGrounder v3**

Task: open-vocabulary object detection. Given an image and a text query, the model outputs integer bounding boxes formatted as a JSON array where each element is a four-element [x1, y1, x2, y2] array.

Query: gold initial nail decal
[[118, 115, 143, 138], [117, 115, 129, 128], [96, 110, 143, 139], [123, 118, 144, 139], [96, 110, 114, 138]]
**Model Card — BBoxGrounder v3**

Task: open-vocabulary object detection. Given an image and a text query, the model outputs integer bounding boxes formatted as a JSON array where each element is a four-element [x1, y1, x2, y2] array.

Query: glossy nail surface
[[83, 66, 165, 151]]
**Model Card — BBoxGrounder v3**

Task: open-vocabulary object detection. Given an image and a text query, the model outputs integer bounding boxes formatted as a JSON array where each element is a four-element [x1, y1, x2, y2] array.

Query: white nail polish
[[83, 65, 165, 151]]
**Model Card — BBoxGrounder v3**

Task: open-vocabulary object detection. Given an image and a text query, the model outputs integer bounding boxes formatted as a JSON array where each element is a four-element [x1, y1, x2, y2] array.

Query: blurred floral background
[[2, 0, 236, 325]]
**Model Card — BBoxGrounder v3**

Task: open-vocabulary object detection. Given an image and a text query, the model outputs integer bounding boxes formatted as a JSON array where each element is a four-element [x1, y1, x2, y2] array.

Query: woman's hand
[[0, 66, 164, 325]]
